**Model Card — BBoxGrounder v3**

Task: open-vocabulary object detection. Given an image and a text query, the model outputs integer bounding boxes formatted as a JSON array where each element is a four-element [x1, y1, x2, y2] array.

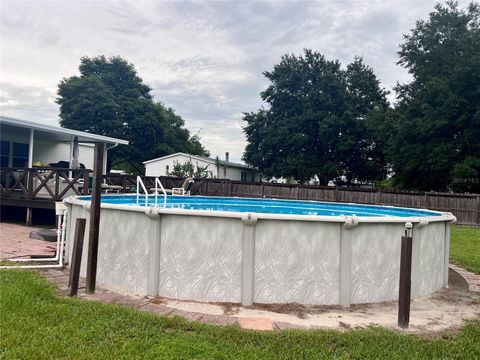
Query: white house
[[143, 152, 262, 182], [0, 116, 129, 173]]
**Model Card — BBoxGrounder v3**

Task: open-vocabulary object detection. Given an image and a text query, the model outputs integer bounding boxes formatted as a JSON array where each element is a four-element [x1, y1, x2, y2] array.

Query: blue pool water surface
[[78, 195, 442, 218]]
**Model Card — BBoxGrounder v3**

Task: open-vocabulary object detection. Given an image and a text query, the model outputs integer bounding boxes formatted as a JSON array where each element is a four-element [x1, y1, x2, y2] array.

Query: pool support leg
[[241, 213, 257, 306], [443, 222, 451, 288], [146, 209, 162, 297], [339, 224, 352, 307]]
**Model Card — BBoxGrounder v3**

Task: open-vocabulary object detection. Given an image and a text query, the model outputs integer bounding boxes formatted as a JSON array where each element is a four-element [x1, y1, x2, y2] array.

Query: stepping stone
[[30, 229, 58, 242], [238, 317, 273, 331]]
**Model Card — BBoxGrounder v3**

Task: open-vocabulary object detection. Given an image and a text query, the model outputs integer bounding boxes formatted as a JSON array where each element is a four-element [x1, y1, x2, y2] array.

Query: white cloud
[[0, 0, 470, 162]]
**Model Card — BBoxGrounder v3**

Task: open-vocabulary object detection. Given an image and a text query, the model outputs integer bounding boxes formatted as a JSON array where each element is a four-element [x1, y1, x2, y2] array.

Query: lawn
[[0, 226, 479, 359], [450, 225, 480, 274]]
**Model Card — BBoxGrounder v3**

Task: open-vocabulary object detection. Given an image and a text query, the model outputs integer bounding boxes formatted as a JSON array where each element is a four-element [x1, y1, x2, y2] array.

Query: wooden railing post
[[82, 171, 89, 195], [27, 168, 34, 199], [54, 171, 60, 201]]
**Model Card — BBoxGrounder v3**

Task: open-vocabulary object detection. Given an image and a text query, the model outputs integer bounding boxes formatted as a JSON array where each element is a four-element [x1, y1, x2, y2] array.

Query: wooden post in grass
[[68, 218, 86, 297], [86, 142, 105, 293], [398, 222, 413, 329]]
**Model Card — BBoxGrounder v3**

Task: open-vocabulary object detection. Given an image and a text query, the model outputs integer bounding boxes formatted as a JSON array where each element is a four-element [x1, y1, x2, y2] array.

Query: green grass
[[1, 226, 479, 359], [450, 225, 480, 274], [0, 270, 479, 359]]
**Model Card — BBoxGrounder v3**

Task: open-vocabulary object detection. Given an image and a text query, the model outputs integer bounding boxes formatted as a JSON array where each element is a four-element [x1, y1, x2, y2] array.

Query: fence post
[[86, 142, 105, 294], [398, 222, 413, 329], [68, 218, 87, 297], [261, 183, 265, 198], [476, 196, 480, 227]]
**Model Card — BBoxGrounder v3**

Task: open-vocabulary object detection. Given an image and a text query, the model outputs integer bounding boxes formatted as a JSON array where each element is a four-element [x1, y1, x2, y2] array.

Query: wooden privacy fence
[[1, 168, 478, 226], [189, 178, 480, 227]]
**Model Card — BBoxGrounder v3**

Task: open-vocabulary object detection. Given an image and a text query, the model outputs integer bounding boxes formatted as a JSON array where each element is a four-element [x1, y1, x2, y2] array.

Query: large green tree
[[57, 56, 208, 173], [389, 1, 480, 192], [243, 50, 388, 184]]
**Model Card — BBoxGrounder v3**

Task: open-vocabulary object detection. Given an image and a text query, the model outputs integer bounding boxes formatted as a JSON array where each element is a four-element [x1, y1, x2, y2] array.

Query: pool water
[[78, 195, 442, 218]]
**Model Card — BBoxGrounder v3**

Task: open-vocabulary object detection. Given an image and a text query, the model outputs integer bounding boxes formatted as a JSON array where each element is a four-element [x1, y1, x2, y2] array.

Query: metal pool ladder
[[136, 176, 149, 206], [154, 177, 167, 208]]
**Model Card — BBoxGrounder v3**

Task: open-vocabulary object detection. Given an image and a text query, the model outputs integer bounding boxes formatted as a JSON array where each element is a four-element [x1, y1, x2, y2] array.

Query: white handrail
[[136, 176, 149, 206], [155, 177, 167, 208]]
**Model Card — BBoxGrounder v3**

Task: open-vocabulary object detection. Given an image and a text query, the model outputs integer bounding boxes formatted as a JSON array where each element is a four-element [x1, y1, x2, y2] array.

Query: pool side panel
[[411, 222, 445, 297], [350, 223, 404, 304], [158, 215, 243, 303], [96, 209, 151, 295], [254, 220, 340, 305]]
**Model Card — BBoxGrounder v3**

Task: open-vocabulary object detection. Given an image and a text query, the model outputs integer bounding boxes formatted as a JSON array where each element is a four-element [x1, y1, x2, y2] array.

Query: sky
[[0, 0, 470, 162]]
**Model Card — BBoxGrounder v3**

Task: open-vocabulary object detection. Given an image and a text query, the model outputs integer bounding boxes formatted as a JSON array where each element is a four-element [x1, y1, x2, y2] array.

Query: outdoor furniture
[[77, 178, 123, 194], [151, 178, 194, 195]]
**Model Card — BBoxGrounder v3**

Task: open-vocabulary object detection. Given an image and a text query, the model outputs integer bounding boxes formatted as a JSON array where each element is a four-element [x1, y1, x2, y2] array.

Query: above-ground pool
[[65, 194, 455, 306]]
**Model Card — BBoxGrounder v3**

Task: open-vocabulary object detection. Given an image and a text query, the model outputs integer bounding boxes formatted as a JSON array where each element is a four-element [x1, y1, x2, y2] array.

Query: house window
[[12, 143, 29, 167], [0, 141, 9, 167], [251, 172, 255, 182], [241, 171, 247, 182], [166, 165, 169, 175]]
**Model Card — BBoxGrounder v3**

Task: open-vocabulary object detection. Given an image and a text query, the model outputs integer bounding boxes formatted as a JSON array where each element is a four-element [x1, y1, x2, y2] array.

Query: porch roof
[[0, 116, 129, 145]]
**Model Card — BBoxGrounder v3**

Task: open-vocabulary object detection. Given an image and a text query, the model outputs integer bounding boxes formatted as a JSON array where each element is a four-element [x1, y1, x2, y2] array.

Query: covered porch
[[0, 116, 129, 224], [0, 116, 129, 173]]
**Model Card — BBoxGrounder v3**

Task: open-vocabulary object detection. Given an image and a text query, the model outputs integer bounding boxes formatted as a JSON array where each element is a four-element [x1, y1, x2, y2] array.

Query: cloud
[[0, 0, 471, 163], [0, 82, 58, 124]]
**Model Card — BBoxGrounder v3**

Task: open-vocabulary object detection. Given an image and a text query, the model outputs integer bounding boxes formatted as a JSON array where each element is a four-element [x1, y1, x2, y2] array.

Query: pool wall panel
[[350, 223, 403, 304], [254, 221, 340, 305], [158, 215, 243, 302], [411, 222, 445, 297]]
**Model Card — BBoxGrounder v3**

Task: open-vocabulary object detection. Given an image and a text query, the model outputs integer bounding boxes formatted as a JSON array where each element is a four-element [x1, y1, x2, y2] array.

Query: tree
[[169, 160, 213, 178], [388, 1, 480, 192], [243, 50, 388, 184], [57, 56, 209, 173]]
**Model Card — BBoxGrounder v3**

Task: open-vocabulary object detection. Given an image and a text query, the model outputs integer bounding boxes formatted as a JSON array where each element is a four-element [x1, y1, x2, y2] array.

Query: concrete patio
[[0, 223, 56, 260]]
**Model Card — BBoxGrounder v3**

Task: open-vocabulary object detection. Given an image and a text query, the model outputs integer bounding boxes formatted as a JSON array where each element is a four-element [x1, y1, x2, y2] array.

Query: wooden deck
[[0, 167, 183, 210]]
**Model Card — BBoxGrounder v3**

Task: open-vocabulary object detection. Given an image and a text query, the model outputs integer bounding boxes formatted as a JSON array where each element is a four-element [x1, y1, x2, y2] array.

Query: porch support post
[[69, 136, 74, 178], [26, 129, 34, 226], [28, 129, 34, 167], [102, 143, 108, 176], [86, 142, 105, 294]]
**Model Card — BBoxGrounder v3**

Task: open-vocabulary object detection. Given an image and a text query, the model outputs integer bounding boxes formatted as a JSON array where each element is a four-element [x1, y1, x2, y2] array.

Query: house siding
[[33, 140, 95, 169], [144, 153, 260, 181]]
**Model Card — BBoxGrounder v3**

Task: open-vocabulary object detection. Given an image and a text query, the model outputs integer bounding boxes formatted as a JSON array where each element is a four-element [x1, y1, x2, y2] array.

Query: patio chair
[[152, 177, 194, 195]]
